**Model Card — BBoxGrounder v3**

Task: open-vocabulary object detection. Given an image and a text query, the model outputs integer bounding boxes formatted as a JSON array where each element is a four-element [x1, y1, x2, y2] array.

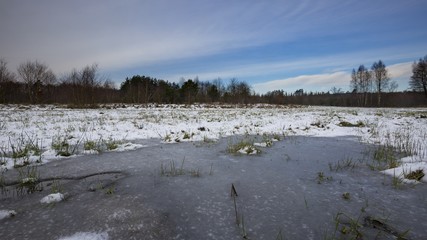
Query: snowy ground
[[0, 104, 426, 239], [1, 104, 426, 182]]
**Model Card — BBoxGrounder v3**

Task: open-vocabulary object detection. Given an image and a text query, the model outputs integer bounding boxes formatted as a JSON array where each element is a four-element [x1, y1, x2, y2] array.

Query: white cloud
[[253, 72, 351, 94], [387, 62, 413, 90], [388, 62, 412, 78]]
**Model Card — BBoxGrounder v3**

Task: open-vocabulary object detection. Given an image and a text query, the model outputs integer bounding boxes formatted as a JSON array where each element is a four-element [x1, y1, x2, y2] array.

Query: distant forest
[[0, 56, 426, 107]]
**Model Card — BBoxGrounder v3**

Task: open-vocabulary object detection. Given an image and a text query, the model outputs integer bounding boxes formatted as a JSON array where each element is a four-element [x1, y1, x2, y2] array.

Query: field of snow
[[1, 104, 426, 182]]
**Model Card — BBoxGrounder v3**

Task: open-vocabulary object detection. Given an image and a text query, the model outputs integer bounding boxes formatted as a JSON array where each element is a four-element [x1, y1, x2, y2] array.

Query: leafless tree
[[62, 63, 103, 105], [0, 59, 16, 83], [410, 55, 427, 97], [17, 60, 56, 103], [350, 65, 372, 106], [329, 87, 343, 94], [212, 78, 225, 98], [0, 59, 18, 103], [388, 81, 398, 92], [103, 79, 116, 89], [371, 60, 390, 106]]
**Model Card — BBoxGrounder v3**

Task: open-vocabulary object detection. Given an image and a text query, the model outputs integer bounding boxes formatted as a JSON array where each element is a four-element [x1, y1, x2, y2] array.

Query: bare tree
[[371, 60, 390, 106], [388, 81, 398, 92], [62, 63, 102, 105], [410, 55, 427, 97], [212, 77, 225, 98], [0, 59, 16, 83], [17, 60, 56, 103], [329, 87, 343, 94], [350, 65, 372, 106], [0, 59, 18, 103], [103, 79, 116, 89]]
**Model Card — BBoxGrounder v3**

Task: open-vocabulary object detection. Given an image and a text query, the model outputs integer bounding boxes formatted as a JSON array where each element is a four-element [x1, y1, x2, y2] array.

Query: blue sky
[[1, 0, 426, 93]]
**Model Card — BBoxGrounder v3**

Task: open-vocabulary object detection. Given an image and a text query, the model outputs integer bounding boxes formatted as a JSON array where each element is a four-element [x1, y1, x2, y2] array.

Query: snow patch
[[57, 232, 109, 240], [238, 146, 260, 155], [40, 193, 65, 204], [0, 210, 16, 220], [254, 142, 267, 148], [381, 159, 427, 183], [113, 142, 145, 152]]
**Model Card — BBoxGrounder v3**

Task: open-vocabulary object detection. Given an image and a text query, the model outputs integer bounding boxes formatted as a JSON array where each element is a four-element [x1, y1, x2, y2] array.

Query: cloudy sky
[[1, 0, 426, 93]]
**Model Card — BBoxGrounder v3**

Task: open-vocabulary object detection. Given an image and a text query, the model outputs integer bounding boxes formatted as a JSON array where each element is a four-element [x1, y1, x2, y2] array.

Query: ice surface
[[0, 136, 426, 239]]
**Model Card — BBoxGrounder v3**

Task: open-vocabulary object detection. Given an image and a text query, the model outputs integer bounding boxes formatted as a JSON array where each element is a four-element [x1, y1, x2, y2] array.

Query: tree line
[[0, 56, 426, 107]]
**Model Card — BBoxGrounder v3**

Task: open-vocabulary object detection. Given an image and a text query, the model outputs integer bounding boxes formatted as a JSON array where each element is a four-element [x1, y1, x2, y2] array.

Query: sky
[[1, 0, 426, 94]]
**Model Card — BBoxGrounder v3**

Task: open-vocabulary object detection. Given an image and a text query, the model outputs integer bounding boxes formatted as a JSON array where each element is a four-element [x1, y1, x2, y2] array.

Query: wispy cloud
[[252, 62, 413, 94], [253, 72, 351, 94], [160, 46, 420, 84]]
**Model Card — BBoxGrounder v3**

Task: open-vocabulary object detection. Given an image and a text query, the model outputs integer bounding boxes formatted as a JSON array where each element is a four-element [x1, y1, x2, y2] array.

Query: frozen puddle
[[0, 136, 426, 239]]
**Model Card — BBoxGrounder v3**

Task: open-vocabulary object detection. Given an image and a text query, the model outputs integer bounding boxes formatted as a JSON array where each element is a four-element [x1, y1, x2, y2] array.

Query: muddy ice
[[1, 136, 426, 239]]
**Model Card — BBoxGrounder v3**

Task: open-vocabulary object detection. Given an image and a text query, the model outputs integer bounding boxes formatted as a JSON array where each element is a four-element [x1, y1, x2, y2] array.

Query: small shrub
[[52, 136, 75, 156], [310, 121, 325, 128], [261, 135, 274, 147], [164, 134, 172, 142], [404, 169, 425, 181], [272, 134, 281, 141], [189, 168, 201, 177], [333, 212, 363, 239], [49, 180, 63, 194], [105, 186, 115, 195], [339, 121, 365, 127], [104, 138, 119, 150], [329, 157, 357, 172], [342, 192, 350, 200], [227, 139, 261, 155], [84, 140, 98, 151], [8, 134, 43, 160], [317, 172, 332, 184], [13, 156, 31, 168], [392, 174, 403, 189], [160, 159, 186, 177], [373, 145, 399, 170], [17, 166, 42, 194], [183, 132, 191, 140]]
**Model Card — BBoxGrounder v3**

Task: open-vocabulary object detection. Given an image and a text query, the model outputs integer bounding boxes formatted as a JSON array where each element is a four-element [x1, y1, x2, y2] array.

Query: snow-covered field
[[1, 104, 426, 182]]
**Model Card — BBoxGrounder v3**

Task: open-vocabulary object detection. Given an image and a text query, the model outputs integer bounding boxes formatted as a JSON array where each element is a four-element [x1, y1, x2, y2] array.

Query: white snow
[[57, 232, 109, 240], [381, 161, 427, 183], [0, 104, 426, 183], [254, 142, 268, 147], [40, 193, 65, 204], [0, 210, 16, 220], [238, 146, 260, 155], [113, 142, 145, 152]]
